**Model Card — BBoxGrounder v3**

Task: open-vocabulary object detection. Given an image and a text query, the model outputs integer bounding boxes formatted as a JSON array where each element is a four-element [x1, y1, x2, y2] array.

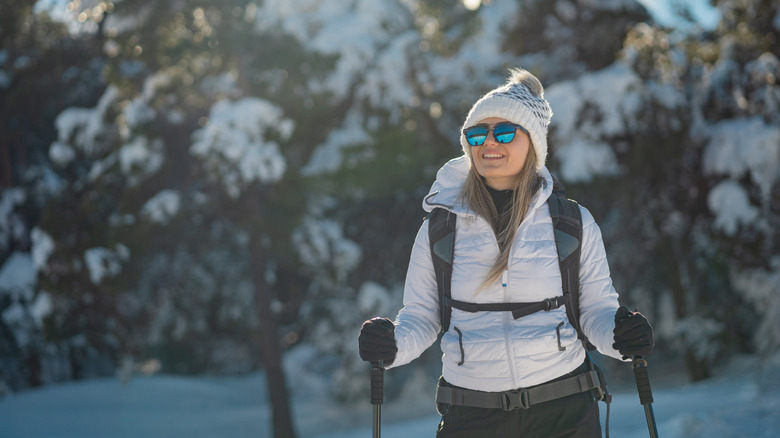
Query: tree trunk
[[250, 240, 298, 438], [0, 140, 14, 188], [662, 236, 711, 381]]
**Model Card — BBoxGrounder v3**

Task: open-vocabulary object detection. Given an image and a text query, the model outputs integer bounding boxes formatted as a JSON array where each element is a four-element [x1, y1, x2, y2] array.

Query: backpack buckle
[[542, 297, 561, 311], [501, 390, 530, 410], [591, 385, 605, 402]]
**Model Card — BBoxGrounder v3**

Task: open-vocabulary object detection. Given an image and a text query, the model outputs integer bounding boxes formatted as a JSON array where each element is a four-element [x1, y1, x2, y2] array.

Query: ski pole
[[370, 362, 385, 438], [632, 356, 659, 438]]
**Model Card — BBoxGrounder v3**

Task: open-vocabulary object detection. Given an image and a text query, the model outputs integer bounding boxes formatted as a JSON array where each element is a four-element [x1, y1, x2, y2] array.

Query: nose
[[482, 135, 500, 147], [481, 129, 499, 146]]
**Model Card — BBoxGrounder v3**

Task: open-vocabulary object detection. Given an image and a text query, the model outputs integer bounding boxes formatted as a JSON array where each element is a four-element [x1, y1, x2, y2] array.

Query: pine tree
[[547, 0, 780, 380]]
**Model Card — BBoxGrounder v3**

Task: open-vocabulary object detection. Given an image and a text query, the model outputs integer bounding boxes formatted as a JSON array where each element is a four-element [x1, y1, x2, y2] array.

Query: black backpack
[[427, 180, 596, 351]]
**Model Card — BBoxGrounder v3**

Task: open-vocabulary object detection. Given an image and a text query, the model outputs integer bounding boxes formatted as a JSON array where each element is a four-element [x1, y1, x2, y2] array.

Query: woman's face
[[469, 117, 531, 190]]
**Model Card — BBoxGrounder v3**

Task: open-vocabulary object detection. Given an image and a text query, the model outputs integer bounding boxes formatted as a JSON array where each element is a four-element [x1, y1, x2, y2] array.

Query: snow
[[301, 110, 372, 176], [258, 0, 421, 176], [141, 190, 182, 225], [255, 0, 410, 102], [0, 252, 35, 291], [548, 62, 642, 142], [556, 138, 622, 183], [427, 0, 522, 89], [118, 137, 164, 183], [97, 0, 151, 37], [746, 52, 780, 83], [141, 70, 173, 101], [118, 71, 173, 138], [702, 117, 780, 202], [30, 292, 53, 326], [48, 141, 76, 165], [30, 227, 55, 273], [52, 86, 120, 160], [0, 353, 778, 438], [190, 97, 293, 198], [291, 218, 362, 283], [83, 245, 130, 284], [545, 62, 644, 182], [357, 282, 397, 316], [359, 31, 419, 121], [122, 96, 156, 129], [0, 252, 52, 344], [87, 152, 118, 182], [707, 180, 759, 236], [636, 0, 720, 30]]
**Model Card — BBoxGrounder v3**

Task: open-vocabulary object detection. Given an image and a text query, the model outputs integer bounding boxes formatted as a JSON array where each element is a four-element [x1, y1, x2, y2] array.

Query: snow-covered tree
[[0, 0, 109, 391], [544, 0, 780, 379]]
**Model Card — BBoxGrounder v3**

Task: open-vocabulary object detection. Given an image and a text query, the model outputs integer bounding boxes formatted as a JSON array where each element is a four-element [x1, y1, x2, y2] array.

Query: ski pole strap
[[436, 369, 602, 411], [632, 357, 654, 405], [370, 363, 384, 405], [443, 295, 568, 320]]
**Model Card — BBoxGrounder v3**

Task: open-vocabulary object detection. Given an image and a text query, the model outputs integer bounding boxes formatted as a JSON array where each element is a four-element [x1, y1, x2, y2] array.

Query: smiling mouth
[[482, 153, 505, 159]]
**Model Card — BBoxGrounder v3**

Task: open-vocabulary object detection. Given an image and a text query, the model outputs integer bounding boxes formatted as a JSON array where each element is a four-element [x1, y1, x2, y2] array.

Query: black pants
[[435, 363, 602, 437]]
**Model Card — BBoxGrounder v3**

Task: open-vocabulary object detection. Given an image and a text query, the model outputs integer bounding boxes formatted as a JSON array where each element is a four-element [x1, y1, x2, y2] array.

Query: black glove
[[358, 317, 397, 365], [613, 306, 654, 359]]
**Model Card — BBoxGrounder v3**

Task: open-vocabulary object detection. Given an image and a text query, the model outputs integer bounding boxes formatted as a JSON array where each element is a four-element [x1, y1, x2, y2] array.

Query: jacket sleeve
[[576, 206, 627, 362], [386, 219, 442, 369]]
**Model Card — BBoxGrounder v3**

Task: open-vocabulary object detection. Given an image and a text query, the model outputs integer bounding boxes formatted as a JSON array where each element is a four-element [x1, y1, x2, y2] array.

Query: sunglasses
[[463, 122, 528, 146]]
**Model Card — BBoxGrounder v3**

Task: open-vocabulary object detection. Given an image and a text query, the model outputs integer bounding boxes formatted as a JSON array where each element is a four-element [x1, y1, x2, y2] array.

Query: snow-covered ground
[[1, 352, 779, 438]]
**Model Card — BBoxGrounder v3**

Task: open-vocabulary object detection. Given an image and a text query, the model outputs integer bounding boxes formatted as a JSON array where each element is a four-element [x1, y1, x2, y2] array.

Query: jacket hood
[[422, 154, 554, 216]]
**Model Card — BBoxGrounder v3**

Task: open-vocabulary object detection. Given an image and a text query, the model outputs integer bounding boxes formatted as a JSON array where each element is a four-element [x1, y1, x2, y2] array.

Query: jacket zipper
[[479, 214, 520, 388], [502, 265, 519, 388]]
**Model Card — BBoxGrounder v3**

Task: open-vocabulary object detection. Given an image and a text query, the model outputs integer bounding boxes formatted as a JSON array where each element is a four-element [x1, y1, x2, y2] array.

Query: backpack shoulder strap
[[548, 180, 594, 350], [427, 208, 456, 333]]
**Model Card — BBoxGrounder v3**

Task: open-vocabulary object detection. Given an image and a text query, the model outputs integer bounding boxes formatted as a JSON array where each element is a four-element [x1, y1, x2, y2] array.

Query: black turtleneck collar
[[485, 185, 514, 218]]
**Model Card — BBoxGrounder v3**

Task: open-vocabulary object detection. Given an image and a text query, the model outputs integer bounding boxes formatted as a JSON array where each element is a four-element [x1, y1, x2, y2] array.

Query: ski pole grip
[[370, 362, 385, 406], [632, 356, 654, 405]]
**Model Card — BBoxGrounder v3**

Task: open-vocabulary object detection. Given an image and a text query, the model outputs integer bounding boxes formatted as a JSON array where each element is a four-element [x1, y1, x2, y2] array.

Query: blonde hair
[[459, 146, 540, 292]]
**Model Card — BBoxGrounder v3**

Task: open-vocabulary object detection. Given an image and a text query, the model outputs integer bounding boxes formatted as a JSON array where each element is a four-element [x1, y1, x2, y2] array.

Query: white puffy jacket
[[387, 156, 626, 392]]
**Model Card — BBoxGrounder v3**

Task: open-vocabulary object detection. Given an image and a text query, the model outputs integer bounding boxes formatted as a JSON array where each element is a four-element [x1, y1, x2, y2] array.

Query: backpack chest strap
[[444, 295, 568, 320]]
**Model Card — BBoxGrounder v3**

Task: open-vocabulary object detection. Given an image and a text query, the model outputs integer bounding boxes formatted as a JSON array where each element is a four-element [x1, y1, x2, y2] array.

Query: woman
[[358, 68, 653, 437]]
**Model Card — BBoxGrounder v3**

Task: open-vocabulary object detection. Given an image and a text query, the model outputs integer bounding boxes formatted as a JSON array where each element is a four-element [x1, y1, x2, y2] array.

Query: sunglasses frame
[[462, 122, 529, 147]]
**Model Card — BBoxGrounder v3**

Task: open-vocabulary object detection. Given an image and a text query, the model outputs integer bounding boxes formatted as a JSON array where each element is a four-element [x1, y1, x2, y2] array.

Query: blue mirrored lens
[[465, 126, 488, 146], [467, 135, 487, 146], [494, 124, 516, 143], [495, 133, 514, 143]]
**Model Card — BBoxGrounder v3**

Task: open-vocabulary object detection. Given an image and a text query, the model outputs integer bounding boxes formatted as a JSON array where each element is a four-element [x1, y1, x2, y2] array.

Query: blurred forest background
[[0, 0, 778, 436]]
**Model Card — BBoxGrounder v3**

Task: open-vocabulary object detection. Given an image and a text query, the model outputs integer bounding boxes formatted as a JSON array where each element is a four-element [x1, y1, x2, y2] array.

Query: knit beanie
[[459, 68, 553, 171]]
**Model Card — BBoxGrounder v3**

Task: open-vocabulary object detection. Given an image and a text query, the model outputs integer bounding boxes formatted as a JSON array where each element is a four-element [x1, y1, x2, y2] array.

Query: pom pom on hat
[[459, 68, 553, 171]]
